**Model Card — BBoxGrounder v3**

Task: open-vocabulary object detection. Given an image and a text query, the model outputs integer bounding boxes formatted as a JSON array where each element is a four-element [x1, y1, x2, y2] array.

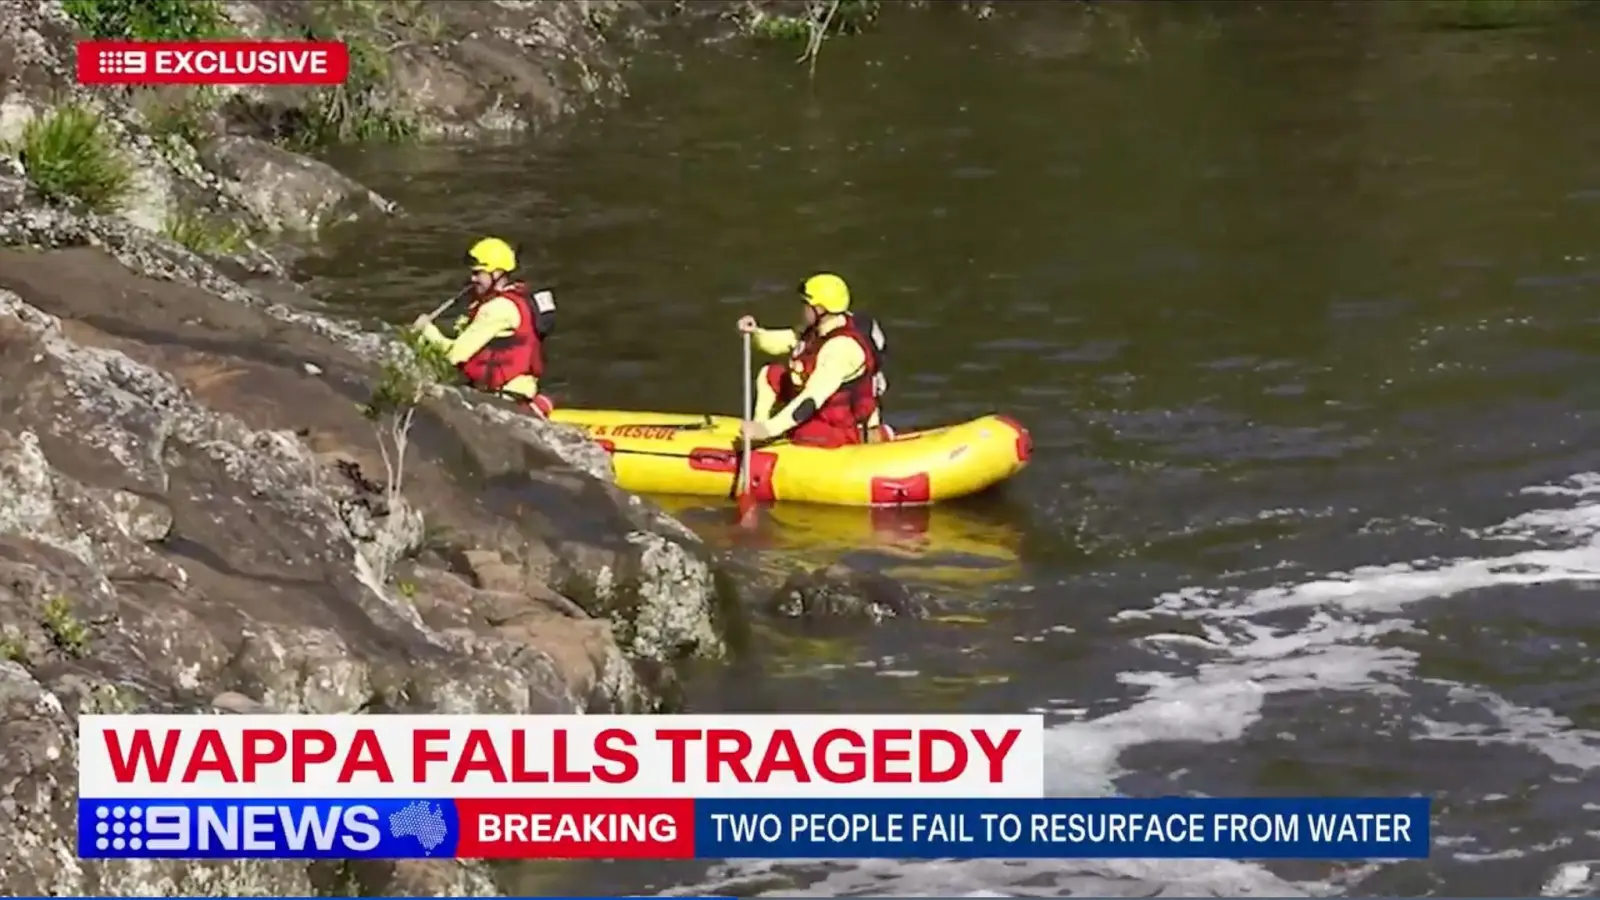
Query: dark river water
[[300, 2, 1600, 896]]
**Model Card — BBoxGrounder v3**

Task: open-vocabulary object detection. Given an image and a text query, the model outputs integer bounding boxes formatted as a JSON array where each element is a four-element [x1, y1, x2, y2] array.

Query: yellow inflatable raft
[[547, 409, 1031, 507]]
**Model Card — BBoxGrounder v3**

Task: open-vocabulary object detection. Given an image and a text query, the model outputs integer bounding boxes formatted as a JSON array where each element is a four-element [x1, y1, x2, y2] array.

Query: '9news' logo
[[89, 804, 185, 853], [81, 801, 387, 856]]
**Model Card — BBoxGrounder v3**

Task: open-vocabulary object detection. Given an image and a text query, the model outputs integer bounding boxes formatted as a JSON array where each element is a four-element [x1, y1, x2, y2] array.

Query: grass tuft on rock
[[163, 206, 247, 257], [300, 38, 417, 146], [63, 0, 231, 40], [0, 634, 26, 665], [287, 8, 419, 148], [139, 88, 222, 147], [17, 105, 134, 214], [41, 595, 90, 657]]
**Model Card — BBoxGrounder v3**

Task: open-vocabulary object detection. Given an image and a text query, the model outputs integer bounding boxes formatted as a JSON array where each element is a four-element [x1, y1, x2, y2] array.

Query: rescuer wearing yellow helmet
[[736, 272, 892, 446], [413, 237, 557, 416]]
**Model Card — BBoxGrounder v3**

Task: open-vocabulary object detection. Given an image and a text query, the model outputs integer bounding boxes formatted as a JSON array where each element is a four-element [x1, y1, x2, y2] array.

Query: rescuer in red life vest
[[736, 273, 892, 447], [412, 237, 556, 417]]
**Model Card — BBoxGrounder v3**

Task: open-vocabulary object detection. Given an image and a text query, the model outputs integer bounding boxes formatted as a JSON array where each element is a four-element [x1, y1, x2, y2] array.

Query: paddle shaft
[[739, 332, 754, 495], [423, 286, 470, 323], [420, 283, 556, 331]]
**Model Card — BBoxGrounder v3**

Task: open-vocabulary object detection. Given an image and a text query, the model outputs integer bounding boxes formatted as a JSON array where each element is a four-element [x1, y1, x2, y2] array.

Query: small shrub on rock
[[361, 329, 456, 515], [63, 0, 230, 40], [17, 105, 134, 213], [41, 595, 90, 657], [743, 1, 881, 73]]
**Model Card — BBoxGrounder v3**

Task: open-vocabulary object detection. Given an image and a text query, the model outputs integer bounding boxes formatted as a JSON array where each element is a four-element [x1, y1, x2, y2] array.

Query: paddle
[[415, 286, 471, 328], [736, 331, 760, 528]]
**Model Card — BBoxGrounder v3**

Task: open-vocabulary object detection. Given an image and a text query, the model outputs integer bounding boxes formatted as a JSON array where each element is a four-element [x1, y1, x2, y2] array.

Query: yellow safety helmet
[[467, 237, 517, 273], [800, 272, 850, 314]]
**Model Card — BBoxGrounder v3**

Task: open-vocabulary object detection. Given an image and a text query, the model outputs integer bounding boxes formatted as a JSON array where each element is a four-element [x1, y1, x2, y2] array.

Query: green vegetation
[[16, 105, 134, 214], [743, 0, 881, 72], [62, 0, 230, 40], [66, 0, 433, 149], [361, 329, 456, 523], [41, 595, 90, 657], [0, 635, 26, 665], [163, 206, 247, 257], [294, 37, 416, 147], [283, 0, 448, 149], [747, 9, 815, 42], [139, 88, 221, 147], [332, 0, 445, 42]]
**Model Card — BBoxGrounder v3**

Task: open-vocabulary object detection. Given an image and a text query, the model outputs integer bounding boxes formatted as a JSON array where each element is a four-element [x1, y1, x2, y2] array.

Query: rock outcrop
[[219, 0, 640, 140], [0, 223, 741, 892], [0, 2, 748, 894], [768, 564, 930, 624]]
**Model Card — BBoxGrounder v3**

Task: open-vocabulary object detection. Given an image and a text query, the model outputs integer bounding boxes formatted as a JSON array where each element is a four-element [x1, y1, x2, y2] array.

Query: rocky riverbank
[[0, 0, 751, 894]]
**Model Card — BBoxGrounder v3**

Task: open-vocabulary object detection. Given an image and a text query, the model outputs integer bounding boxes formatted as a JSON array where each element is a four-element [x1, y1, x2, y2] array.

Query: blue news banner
[[78, 796, 1429, 860]]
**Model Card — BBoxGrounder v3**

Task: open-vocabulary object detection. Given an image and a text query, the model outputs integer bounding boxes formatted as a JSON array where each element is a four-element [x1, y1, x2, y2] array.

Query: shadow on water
[[658, 492, 1033, 579], [300, 1, 1600, 894]]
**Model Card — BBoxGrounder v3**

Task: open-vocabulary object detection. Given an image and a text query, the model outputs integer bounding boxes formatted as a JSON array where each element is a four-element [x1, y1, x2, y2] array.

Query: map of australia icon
[[388, 801, 448, 855]]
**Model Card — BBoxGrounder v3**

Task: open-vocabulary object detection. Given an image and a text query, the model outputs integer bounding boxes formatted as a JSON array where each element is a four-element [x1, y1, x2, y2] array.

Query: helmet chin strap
[[802, 304, 827, 336]]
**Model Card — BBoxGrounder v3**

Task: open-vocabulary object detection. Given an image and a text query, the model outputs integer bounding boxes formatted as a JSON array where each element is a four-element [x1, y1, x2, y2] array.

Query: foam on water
[[670, 472, 1600, 896], [1544, 860, 1599, 897], [1081, 470, 1600, 890]]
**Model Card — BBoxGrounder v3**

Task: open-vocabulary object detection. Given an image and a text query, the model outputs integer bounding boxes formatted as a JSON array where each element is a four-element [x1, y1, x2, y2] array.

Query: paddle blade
[[735, 491, 760, 529]]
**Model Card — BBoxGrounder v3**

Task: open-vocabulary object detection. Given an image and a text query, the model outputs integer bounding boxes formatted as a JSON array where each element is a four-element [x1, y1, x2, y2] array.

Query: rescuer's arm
[[418, 297, 521, 365], [757, 338, 866, 439], [754, 327, 799, 356]]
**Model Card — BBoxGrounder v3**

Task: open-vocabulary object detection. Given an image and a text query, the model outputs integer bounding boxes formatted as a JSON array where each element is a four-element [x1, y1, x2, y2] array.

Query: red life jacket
[[456, 283, 545, 393], [776, 314, 883, 444]]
